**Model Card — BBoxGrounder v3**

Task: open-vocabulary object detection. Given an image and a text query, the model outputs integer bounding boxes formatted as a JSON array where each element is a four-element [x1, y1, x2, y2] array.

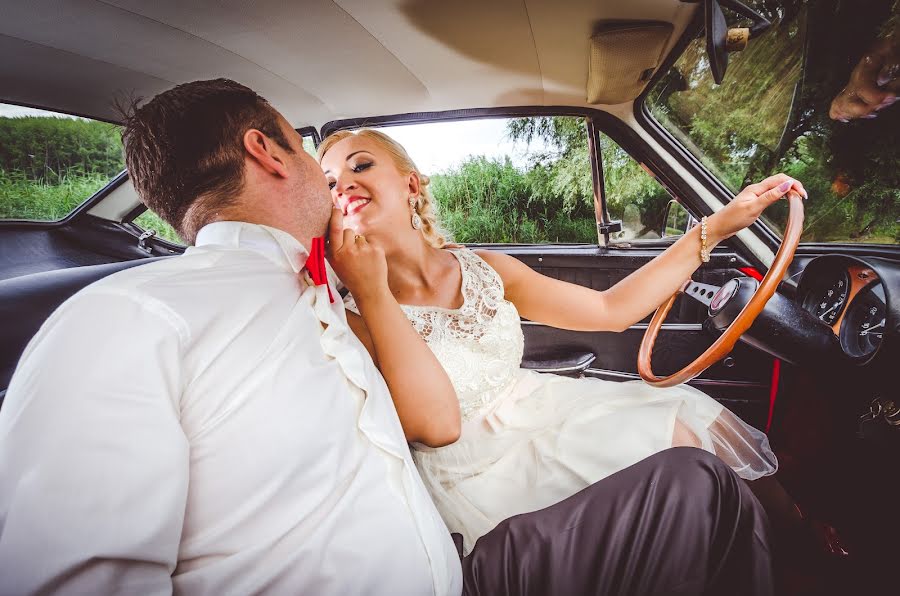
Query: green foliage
[[0, 116, 124, 182], [599, 136, 670, 237], [132, 209, 184, 244], [648, 2, 899, 244], [0, 169, 111, 220], [0, 115, 125, 222], [431, 154, 596, 244], [429, 115, 671, 243]]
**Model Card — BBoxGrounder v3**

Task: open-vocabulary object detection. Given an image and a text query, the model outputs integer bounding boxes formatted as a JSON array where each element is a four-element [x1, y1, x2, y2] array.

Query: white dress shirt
[[0, 221, 462, 596]]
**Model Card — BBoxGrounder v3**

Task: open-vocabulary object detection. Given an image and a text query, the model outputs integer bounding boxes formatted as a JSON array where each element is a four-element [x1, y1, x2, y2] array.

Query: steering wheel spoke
[[683, 281, 722, 308]]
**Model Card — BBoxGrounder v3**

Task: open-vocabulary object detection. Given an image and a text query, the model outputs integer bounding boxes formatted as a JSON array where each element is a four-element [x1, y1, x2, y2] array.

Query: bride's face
[[320, 136, 418, 239]]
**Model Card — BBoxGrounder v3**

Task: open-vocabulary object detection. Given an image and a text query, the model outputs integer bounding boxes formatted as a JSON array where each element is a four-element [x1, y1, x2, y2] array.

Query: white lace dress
[[345, 248, 777, 555]]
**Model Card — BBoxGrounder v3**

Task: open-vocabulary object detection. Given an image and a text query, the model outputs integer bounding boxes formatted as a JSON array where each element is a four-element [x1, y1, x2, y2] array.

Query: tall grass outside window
[[0, 106, 124, 221]]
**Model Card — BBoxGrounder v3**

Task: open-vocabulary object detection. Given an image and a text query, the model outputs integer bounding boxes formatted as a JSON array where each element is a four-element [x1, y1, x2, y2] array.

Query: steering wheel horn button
[[709, 278, 742, 314]]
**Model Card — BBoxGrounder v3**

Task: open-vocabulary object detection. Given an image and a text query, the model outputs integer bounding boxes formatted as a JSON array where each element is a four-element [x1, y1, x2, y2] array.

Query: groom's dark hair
[[121, 78, 294, 243]]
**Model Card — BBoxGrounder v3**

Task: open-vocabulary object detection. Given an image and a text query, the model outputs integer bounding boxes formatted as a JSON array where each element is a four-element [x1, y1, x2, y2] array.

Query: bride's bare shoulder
[[471, 249, 532, 284], [472, 248, 512, 265]]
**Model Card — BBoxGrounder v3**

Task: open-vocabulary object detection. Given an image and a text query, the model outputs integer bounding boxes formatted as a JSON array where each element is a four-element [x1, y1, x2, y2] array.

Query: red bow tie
[[304, 236, 334, 303]]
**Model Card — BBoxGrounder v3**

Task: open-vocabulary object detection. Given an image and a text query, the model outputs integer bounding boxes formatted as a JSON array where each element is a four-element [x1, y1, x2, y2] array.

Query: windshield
[[648, 0, 899, 244]]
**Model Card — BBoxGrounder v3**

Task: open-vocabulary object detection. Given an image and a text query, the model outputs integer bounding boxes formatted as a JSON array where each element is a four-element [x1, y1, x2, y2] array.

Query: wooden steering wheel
[[638, 193, 804, 388]]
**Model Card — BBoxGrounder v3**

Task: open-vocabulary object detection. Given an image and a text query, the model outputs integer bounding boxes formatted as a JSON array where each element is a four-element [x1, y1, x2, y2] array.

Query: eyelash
[[328, 161, 373, 190]]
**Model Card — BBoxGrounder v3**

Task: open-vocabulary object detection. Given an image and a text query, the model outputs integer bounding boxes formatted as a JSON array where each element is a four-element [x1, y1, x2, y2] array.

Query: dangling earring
[[409, 197, 422, 230]]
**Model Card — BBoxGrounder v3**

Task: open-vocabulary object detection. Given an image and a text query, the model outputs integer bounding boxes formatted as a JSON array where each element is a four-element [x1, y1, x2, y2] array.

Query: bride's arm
[[328, 209, 461, 447], [478, 174, 805, 333]]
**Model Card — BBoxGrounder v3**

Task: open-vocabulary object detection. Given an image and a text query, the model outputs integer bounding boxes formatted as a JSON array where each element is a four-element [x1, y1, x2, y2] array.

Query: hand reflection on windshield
[[830, 12, 899, 121]]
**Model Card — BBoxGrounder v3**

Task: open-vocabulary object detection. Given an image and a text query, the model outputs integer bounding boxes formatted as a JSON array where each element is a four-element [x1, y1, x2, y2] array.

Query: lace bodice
[[345, 249, 524, 419]]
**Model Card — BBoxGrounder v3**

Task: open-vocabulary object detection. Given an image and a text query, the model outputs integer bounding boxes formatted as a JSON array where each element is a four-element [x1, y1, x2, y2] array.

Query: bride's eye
[[351, 161, 373, 174], [327, 180, 336, 190]]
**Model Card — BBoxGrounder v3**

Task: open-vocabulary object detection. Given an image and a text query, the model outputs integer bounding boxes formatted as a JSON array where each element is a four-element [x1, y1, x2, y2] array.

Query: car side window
[[599, 132, 675, 242], [365, 117, 598, 244], [0, 103, 124, 221], [131, 208, 183, 244], [300, 131, 317, 157]]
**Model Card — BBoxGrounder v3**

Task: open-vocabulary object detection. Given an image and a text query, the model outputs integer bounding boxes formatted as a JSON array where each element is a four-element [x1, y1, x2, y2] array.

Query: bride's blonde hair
[[318, 128, 449, 248]]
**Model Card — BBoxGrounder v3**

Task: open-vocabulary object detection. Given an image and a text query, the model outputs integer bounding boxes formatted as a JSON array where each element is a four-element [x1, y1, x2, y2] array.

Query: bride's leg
[[671, 419, 702, 448]]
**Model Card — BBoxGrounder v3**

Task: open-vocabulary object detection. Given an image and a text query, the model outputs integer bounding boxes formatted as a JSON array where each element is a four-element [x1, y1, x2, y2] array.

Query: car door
[[503, 119, 774, 432]]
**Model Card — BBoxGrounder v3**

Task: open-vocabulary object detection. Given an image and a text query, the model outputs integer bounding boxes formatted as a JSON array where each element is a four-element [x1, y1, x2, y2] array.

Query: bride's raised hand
[[706, 173, 807, 244], [326, 211, 461, 446], [326, 208, 389, 303]]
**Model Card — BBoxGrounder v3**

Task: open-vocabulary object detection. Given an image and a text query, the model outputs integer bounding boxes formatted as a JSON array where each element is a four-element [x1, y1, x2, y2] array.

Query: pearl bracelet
[[700, 216, 710, 263]]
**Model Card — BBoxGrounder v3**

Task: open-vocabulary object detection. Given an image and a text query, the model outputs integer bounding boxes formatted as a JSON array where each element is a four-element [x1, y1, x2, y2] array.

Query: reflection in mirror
[[662, 200, 694, 238]]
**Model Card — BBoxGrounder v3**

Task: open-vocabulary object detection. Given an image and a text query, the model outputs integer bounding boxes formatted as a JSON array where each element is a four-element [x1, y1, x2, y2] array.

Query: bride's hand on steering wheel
[[707, 173, 806, 243]]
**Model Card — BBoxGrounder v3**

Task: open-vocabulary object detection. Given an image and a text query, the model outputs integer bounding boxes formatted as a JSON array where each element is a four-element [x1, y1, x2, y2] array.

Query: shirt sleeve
[[0, 289, 190, 595], [342, 291, 361, 315]]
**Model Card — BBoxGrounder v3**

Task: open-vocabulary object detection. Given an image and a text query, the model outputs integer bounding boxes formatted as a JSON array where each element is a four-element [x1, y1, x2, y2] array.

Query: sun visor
[[586, 22, 674, 105]]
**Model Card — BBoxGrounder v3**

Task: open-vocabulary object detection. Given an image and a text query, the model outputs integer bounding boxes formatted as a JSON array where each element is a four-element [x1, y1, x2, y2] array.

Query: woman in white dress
[[319, 128, 802, 555]]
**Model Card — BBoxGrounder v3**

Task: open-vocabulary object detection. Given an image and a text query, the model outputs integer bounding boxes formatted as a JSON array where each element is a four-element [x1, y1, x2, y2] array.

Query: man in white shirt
[[0, 79, 774, 595]]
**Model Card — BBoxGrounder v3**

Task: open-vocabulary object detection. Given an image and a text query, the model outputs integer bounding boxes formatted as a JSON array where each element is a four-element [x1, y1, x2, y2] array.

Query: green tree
[[507, 116, 670, 238], [0, 117, 124, 182], [648, 0, 899, 243]]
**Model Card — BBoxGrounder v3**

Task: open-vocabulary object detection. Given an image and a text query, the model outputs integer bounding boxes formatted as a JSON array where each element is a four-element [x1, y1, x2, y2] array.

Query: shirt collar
[[194, 221, 308, 274]]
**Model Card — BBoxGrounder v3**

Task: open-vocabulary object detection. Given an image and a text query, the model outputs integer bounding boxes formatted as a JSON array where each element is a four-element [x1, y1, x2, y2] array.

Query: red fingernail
[[778, 181, 791, 192]]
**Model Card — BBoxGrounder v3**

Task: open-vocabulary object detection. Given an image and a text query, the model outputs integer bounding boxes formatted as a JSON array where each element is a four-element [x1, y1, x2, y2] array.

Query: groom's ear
[[243, 129, 289, 178]]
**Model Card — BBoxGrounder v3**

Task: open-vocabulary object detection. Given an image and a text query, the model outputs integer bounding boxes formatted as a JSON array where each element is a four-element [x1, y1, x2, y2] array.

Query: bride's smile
[[342, 195, 371, 217]]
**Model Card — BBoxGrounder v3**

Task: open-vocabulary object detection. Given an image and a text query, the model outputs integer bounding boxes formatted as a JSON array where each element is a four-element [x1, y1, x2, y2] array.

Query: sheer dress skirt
[[412, 369, 777, 555]]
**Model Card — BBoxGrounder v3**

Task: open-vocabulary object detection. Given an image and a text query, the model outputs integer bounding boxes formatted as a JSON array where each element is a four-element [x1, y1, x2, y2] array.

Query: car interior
[[1, 1, 898, 594]]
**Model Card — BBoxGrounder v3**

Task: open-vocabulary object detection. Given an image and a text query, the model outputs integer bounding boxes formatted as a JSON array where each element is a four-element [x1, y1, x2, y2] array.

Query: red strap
[[766, 358, 780, 433], [738, 266, 763, 281], [304, 236, 334, 303]]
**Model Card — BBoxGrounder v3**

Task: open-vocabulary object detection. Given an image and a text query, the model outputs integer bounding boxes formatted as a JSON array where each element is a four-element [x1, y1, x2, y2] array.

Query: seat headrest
[[0, 258, 168, 402]]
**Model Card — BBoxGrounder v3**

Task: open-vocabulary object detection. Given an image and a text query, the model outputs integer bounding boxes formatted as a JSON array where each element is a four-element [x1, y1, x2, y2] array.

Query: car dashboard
[[797, 258, 890, 366], [791, 254, 899, 430]]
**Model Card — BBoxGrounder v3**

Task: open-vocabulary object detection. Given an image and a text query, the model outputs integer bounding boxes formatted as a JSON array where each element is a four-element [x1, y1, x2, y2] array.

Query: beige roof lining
[[521, 0, 546, 105], [329, 1, 432, 102], [1, 0, 697, 128], [95, 0, 321, 101]]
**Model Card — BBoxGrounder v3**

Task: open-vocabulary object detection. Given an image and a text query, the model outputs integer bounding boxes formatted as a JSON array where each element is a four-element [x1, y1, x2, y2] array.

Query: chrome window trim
[[584, 367, 767, 389], [520, 320, 703, 332]]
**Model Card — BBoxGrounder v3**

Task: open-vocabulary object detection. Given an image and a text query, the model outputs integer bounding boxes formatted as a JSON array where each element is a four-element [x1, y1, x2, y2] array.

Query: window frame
[[1, 100, 737, 256], [320, 107, 688, 248], [297, 126, 321, 150]]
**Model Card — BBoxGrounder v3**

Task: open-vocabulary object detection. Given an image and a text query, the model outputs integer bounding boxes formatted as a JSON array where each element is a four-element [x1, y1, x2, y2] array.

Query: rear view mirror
[[705, 0, 729, 84], [662, 200, 696, 239], [702, 0, 771, 84]]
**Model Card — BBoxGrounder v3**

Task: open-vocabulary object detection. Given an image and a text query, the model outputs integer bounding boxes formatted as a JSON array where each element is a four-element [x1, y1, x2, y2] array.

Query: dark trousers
[[462, 447, 773, 596]]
